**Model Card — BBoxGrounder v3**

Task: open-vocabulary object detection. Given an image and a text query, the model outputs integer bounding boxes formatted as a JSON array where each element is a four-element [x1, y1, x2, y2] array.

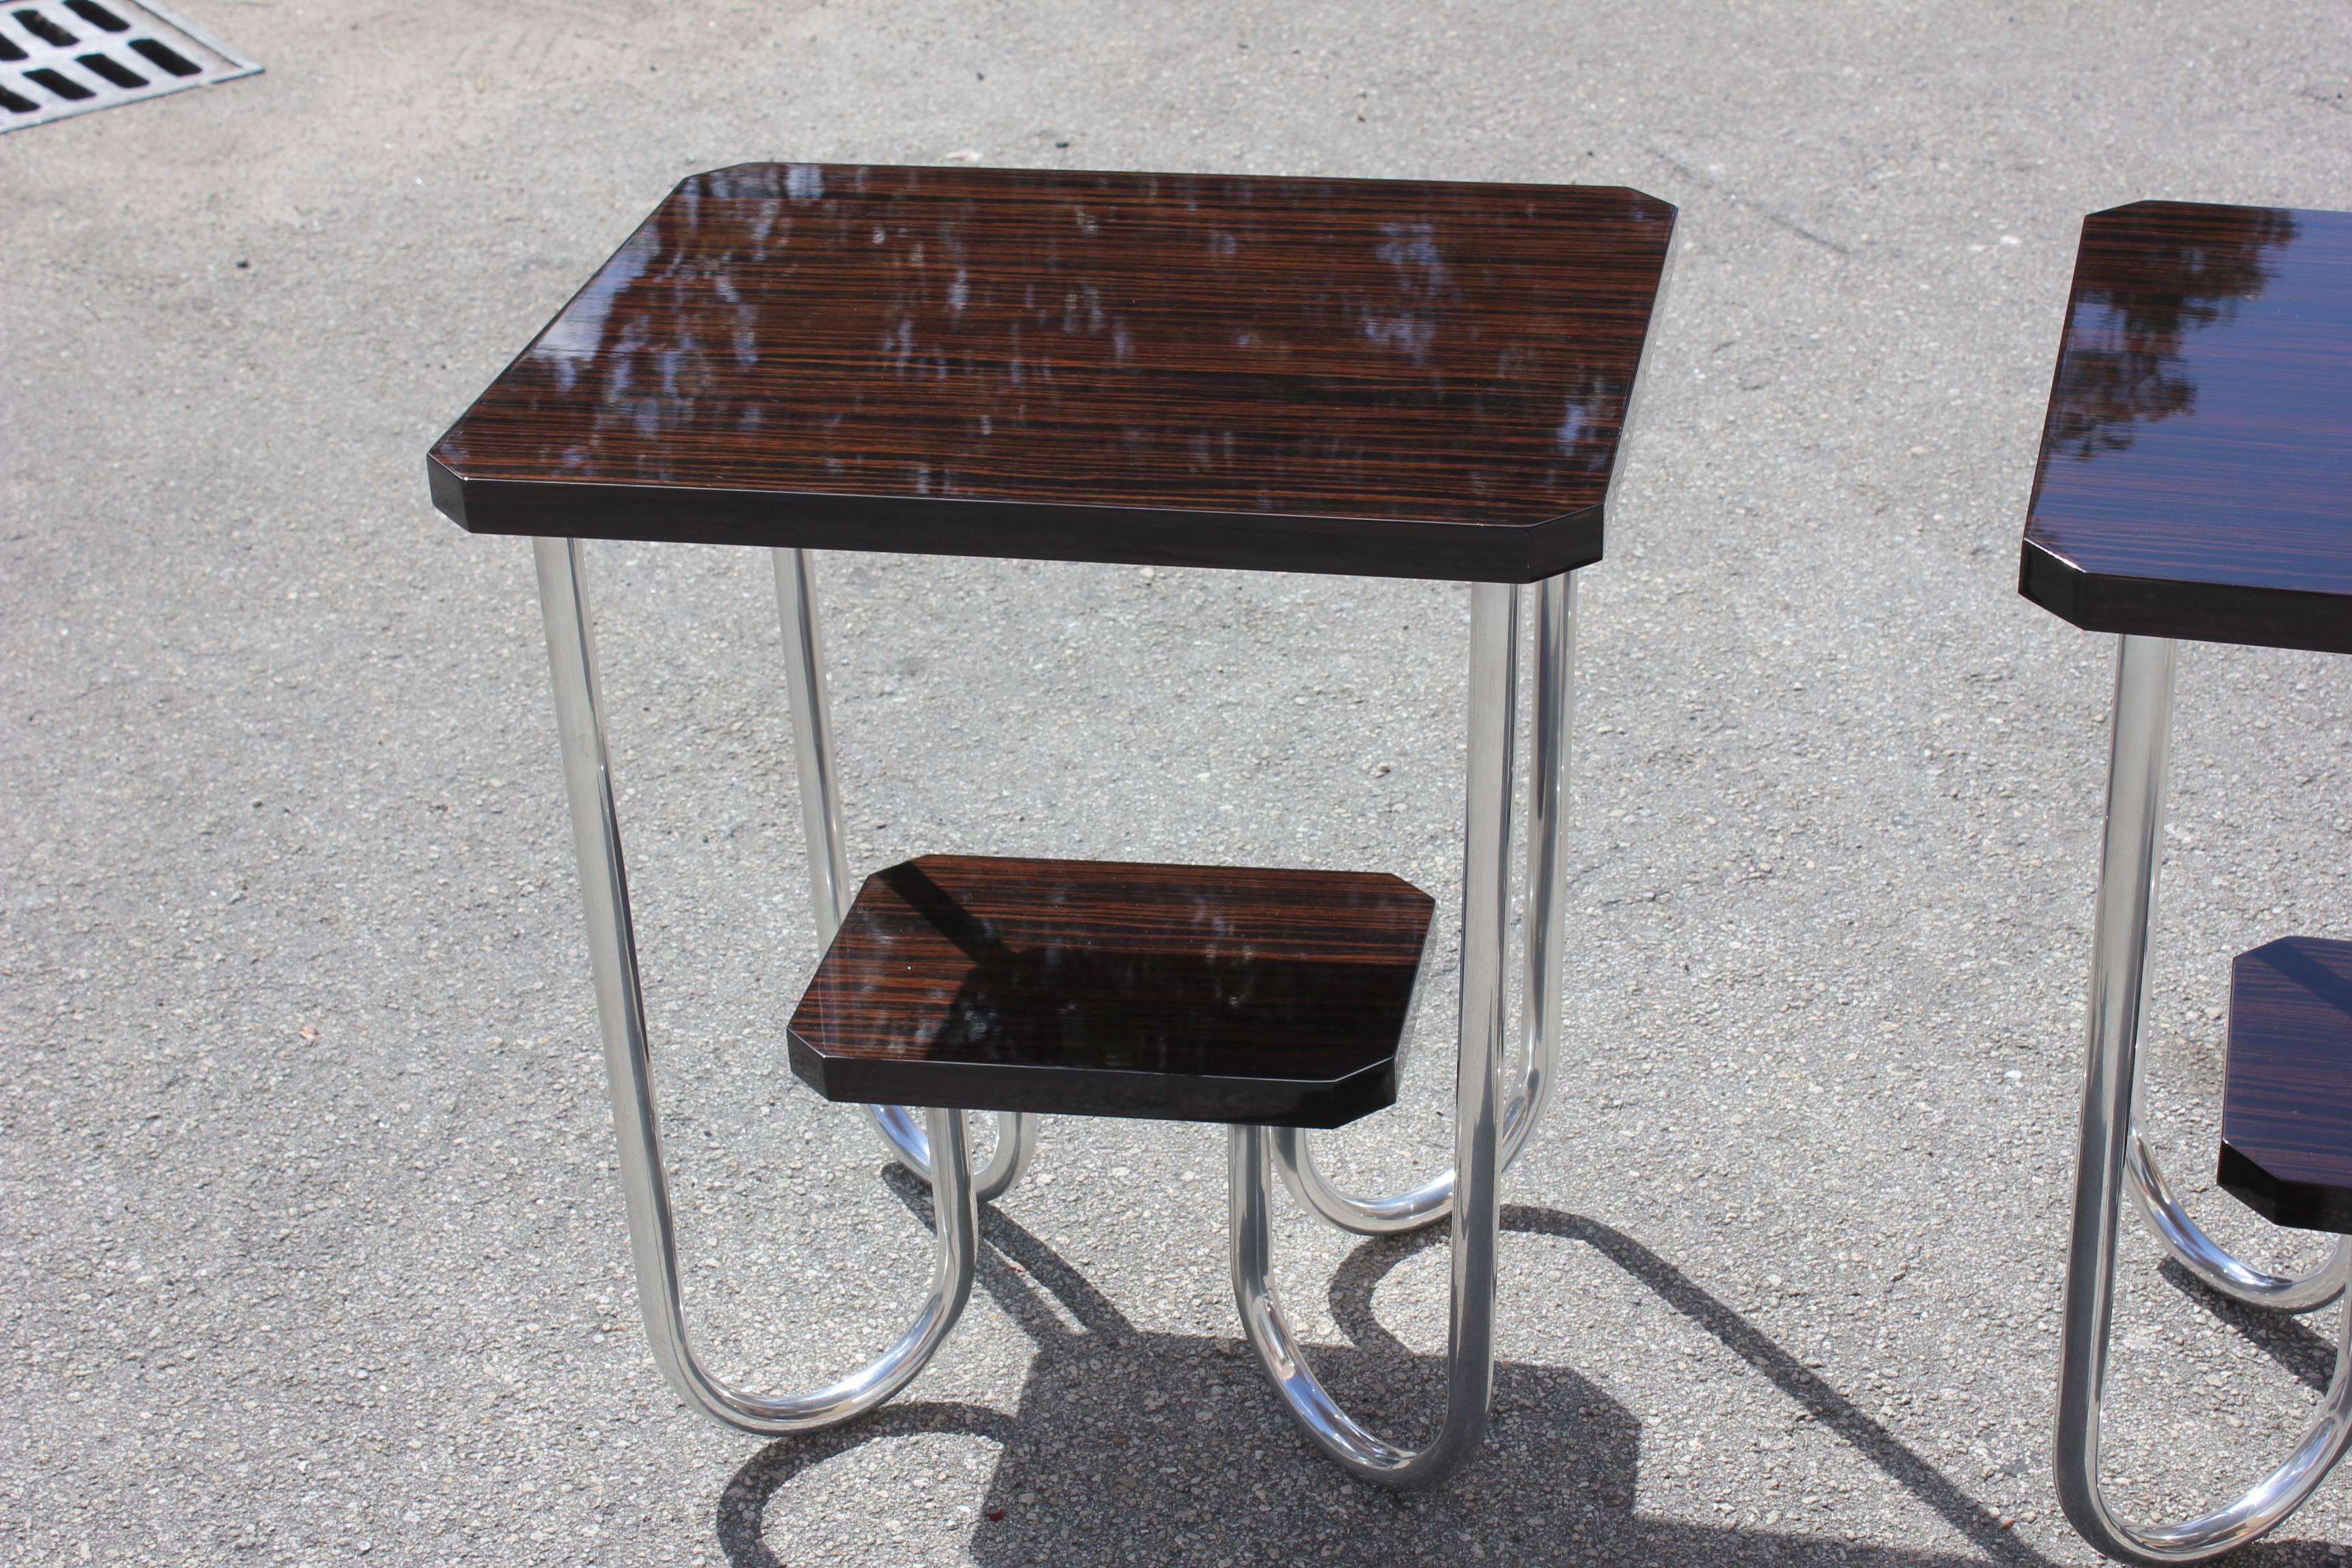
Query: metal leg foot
[[1228, 581, 1514, 1488], [1277, 572, 1574, 1236], [772, 546, 1036, 1204], [2055, 634, 2352, 1561], [540, 536, 977, 1435]]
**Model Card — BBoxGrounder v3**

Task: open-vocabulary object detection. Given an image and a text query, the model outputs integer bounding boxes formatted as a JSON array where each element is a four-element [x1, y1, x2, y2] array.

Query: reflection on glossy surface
[[2022, 200, 2352, 651], [787, 855, 1434, 1128], [2040, 206, 2297, 462], [430, 163, 1674, 576]]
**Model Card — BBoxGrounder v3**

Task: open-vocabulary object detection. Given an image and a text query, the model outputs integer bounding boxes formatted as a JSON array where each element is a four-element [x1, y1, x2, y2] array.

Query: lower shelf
[[787, 854, 1435, 1128], [2219, 936, 2352, 1233]]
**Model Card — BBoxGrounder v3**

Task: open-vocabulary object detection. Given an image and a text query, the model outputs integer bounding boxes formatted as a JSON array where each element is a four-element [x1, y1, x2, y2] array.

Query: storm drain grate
[[0, 0, 255, 131]]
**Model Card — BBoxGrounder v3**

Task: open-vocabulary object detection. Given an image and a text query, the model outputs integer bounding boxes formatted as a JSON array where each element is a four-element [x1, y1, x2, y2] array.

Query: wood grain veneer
[[786, 855, 1435, 1127], [2218, 937, 2352, 1233], [2021, 201, 2352, 655], [429, 163, 1675, 582]]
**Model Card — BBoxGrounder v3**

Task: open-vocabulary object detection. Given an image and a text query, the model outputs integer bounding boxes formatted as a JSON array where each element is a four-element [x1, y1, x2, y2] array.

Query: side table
[[431, 162, 1674, 1488], [2021, 199, 2352, 1561]]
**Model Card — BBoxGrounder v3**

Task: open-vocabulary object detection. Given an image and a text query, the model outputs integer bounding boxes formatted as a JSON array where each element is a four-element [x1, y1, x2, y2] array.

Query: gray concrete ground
[[5, 1, 2351, 1564]]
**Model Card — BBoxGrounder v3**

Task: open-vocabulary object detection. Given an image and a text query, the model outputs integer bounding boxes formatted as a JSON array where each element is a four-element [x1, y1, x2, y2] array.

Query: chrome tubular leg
[[774, 548, 855, 944], [772, 548, 1036, 1203], [855, 1100, 1037, 1205], [2055, 634, 2352, 1561], [538, 536, 977, 1435], [2025, 621, 2347, 1311], [1275, 570, 1573, 1236], [970, 1104, 1039, 1203], [1507, 569, 1575, 1167], [1230, 579, 1514, 1488]]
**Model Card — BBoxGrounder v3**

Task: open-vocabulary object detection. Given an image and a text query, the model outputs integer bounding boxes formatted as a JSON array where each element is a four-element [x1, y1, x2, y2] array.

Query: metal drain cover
[[1, 0, 255, 131]]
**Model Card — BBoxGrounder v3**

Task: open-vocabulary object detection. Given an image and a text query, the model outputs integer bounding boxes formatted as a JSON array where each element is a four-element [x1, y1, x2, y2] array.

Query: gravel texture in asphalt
[[5, 2, 2351, 1565]]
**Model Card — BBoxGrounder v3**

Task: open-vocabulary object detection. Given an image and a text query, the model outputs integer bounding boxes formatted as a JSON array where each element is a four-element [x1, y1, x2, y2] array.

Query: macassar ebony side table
[[2020, 199, 2352, 1562], [429, 162, 1674, 1487]]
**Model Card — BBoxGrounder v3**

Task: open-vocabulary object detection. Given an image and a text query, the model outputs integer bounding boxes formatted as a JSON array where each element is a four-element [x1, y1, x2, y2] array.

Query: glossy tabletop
[[2219, 937, 2352, 1233], [430, 163, 1675, 582], [2021, 200, 2352, 655], [787, 854, 1435, 1128]]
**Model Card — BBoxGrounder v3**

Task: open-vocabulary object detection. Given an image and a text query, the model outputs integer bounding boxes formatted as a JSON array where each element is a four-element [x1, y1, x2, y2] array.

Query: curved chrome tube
[[1273, 1128, 1456, 1237], [536, 536, 978, 1435], [866, 1099, 1037, 1205], [773, 547, 1037, 1204], [2065, 1280, 2352, 1566], [2056, 635, 2352, 1561], [2129, 1135, 2349, 1313], [1229, 581, 1516, 1488], [2034, 621, 2350, 1315], [1277, 571, 1574, 1237]]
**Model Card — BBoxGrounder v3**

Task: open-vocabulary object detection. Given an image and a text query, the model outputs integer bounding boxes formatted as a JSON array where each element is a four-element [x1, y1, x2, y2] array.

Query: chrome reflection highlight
[[773, 546, 1036, 1203], [536, 536, 977, 1435], [2129, 1134, 2349, 1312], [865, 1097, 1036, 1206], [2055, 634, 2352, 1562], [774, 549, 854, 947], [1229, 581, 1516, 1488], [1277, 570, 1575, 1235]]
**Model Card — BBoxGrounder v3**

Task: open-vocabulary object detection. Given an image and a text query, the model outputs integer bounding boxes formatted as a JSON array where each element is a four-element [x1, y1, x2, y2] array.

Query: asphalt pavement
[[5, 1, 2351, 1565]]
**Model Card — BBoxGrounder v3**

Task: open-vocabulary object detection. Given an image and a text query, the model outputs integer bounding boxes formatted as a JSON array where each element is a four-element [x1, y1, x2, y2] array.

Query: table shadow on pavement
[[714, 1175, 2124, 1567], [2159, 1258, 2342, 1394]]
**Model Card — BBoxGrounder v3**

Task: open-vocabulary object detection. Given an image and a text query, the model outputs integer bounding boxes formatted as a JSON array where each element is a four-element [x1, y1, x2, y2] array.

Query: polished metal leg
[[771, 547, 1036, 1203], [2055, 634, 2352, 1562], [2058, 628, 2345, 1309], [2129, 1139, 2351, 1311], [538, 536, 976, 1435], [1513, 569, 1573, 1171], [774, 548, 856, 945], [1275, 570, 1573, 1235], [1229, 579, 1515, 1488]]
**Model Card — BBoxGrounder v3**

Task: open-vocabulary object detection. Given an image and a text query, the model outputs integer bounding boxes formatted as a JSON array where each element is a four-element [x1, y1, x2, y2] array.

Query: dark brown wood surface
[[2021, 200, 2352, 654], [787, 854, 1434, 1127], [2218, 936, 2352, 1233], [429, 163, 1674, 582]]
